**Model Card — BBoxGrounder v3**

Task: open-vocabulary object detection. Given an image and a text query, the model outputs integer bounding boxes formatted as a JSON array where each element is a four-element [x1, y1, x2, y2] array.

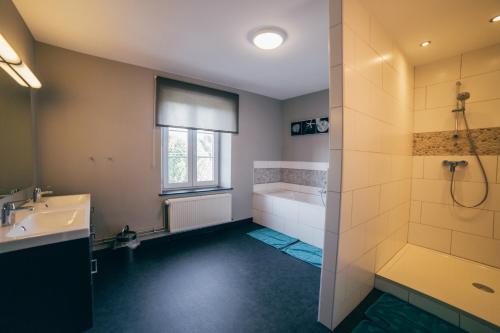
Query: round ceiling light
[[490, 15, 500, 23], [251, 28, 287, 50], [420, 40, 431, 47]]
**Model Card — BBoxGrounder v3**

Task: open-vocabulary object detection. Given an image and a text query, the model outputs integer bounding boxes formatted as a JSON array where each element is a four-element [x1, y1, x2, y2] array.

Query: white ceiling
[[360, 0, 500, 66], [13, 0, 329, 100]]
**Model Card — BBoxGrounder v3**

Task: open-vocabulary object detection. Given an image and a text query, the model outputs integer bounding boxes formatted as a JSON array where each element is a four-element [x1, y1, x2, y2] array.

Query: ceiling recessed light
[[251, 28, 287, 50], [420, 41, 431, 47], [490, 15, 500, 23]]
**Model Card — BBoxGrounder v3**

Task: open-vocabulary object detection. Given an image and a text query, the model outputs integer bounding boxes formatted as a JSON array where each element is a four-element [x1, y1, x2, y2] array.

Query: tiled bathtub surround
[[253, 161, 328, 188], [413, 127, 500, 156], [409, 43, 500, 270], [253, 168, 281, 184]]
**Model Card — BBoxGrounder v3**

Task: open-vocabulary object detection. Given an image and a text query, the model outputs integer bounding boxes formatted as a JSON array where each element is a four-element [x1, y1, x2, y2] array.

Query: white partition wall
[[319, 0, 414, 329]]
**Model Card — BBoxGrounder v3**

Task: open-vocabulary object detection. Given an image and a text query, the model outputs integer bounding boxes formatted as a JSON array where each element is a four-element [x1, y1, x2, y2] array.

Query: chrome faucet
[[1, 200, 34, 227], [32, 187, 53, 203]]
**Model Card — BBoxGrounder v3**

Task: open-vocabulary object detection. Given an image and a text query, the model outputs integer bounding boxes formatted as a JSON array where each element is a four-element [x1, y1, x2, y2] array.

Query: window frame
[[161, 127, 220, 191]]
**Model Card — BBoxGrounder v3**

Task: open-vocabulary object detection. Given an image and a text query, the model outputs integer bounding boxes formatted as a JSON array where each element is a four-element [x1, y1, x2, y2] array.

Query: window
[[162, 127, 219, 190]]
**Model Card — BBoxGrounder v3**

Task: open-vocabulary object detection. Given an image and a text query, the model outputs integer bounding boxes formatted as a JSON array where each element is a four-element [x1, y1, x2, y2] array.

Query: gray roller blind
[[155, 76, 239, 133]]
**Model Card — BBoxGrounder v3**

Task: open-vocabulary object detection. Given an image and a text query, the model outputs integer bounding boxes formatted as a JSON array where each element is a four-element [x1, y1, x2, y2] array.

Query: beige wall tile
[[382, 62, 398, 97], [387, 202, 410, 235], [423, 155, 497, 183], [426, 81, 457, 109], [343, 25, 356, 69], [466, 99, 500, 129], [451, 231, 500, 268], [318, 268, 335, 328], [356, 37, 382, 86], [421, 202, 494, 237], [369, 19, 392, 61], [337, 223, 365, 271], [452, 181, 500, 211], [409, 200, 421, 223], [330, 107, 343, 149], [342, 150, 370, 191], [340, 191, 353, 233], [415, 56, 461, 87], [325, 191, 341, 234], [462, 70, 500, 103], [461, 43, 500, 78], [323, 231, 339, 272], [374, 224, 407, 272], [343, 0, 370, 43], [408, 222, 452, 253], [352, 185, 380, 226], [413, 87, 426, 110], [413, 106, 455, 133], [330, 65, 343, 107], [328, 149, 342, 192], [329, 0, 342, 27], [494, 212, 500, 240], [344, 67, 371, 113], [412, 156, 423, 178], [365, 213, 389, 250], [330, 24, 343, 67], [411, 178, 451, 205]]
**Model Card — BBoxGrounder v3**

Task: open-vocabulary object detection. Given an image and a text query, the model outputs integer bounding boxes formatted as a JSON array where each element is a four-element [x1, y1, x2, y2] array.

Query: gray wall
[[0, 0, 36, 205], [35, 43, 283, 240], [282, 90, 329, 162]]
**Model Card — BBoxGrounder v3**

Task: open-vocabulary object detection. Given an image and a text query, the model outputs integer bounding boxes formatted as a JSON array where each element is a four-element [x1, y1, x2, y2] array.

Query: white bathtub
[[252, 190, 325, 248], [376, 244, 500, 332]]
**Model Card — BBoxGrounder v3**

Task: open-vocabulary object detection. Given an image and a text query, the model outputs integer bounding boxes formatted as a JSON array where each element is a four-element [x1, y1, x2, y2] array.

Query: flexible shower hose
[[449, 109, 489, 208]]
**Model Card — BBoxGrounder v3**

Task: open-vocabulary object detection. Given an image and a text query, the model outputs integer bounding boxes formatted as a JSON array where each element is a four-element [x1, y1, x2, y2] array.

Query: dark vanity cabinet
[[0, 238, 93, 332]]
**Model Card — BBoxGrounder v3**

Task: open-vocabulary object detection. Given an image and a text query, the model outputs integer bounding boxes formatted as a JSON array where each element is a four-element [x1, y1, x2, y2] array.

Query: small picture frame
[[301, 119, 316, 135], [291, 122, 302, 136], [316, 117, 329, 134]]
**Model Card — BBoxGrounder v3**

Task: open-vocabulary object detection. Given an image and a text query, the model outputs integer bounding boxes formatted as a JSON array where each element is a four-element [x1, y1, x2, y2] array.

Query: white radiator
[[165, 194, 232, 233]]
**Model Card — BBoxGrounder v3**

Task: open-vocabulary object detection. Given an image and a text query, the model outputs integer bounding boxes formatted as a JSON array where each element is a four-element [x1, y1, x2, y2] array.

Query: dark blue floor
[[88, 222, 331, 333]]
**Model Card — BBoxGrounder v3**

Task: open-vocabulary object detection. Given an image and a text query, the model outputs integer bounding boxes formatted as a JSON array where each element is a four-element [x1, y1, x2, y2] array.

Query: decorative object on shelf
[[290, 117, 329, 136]]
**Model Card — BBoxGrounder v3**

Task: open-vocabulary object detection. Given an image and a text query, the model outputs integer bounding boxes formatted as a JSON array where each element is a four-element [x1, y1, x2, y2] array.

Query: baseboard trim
[[93, 218, 253, 253]]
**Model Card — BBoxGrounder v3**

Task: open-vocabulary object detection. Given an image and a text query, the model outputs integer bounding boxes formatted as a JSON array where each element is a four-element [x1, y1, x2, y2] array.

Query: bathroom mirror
[[0, 67, 35, 196]]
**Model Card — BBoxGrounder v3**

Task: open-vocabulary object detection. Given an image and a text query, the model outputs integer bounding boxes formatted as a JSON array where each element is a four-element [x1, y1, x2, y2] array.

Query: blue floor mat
[[246, 228, 298, 249], [281, 241, 322, 268], [352, 320, 389, 333], [365, 293, 465, 333]]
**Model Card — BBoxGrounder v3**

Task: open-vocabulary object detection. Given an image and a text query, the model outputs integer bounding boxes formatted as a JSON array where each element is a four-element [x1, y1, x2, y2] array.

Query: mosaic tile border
[[253, 168, 327, 187], [413, 127, 500, 156]]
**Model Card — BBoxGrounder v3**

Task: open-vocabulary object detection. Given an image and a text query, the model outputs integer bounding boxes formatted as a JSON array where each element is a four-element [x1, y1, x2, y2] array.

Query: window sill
[[159, 187, 233, 197]]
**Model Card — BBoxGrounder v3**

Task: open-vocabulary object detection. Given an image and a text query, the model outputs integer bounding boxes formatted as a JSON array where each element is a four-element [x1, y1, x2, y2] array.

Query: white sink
[[0, 194, 91, 254]]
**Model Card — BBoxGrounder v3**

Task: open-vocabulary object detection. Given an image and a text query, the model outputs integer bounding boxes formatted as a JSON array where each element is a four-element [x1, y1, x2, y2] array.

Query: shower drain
[[472, 282, 495, 293]]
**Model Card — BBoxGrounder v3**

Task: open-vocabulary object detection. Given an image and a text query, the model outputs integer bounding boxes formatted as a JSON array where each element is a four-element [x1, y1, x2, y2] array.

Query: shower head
[[457, 92, 470, 101]]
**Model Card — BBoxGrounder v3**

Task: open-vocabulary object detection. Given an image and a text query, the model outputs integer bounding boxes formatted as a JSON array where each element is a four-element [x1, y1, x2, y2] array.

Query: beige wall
[[410, 43, 500, 268], [320, 0, 414, 329], [35, 43, 283, 241], [282, 90, 329, 162]]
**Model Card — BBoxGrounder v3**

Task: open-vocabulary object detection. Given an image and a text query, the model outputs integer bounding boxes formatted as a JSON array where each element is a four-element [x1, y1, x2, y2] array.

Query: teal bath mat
[[246, 228, 298, 249], [281, 241, 322, 268], [365, 293, 464, 333]]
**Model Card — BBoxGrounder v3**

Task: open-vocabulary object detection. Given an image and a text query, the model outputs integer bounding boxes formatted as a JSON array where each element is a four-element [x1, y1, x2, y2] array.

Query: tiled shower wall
[[409, 43, 500, 269], [320, 0, 414, 329]]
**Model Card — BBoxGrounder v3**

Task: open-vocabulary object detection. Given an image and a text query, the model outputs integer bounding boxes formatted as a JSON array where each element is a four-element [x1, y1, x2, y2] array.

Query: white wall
[[35, 43, 283, 241], [319, 0, 414, 329], [410, 44, 500, 269], [282, 90, 330, 162]]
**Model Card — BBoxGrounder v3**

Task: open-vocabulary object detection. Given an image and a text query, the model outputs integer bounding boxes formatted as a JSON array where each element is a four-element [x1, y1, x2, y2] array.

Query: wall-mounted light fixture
[[490, 15, 500, 23], [420, 41, 431, 47], [0, 33, 41, 89]]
